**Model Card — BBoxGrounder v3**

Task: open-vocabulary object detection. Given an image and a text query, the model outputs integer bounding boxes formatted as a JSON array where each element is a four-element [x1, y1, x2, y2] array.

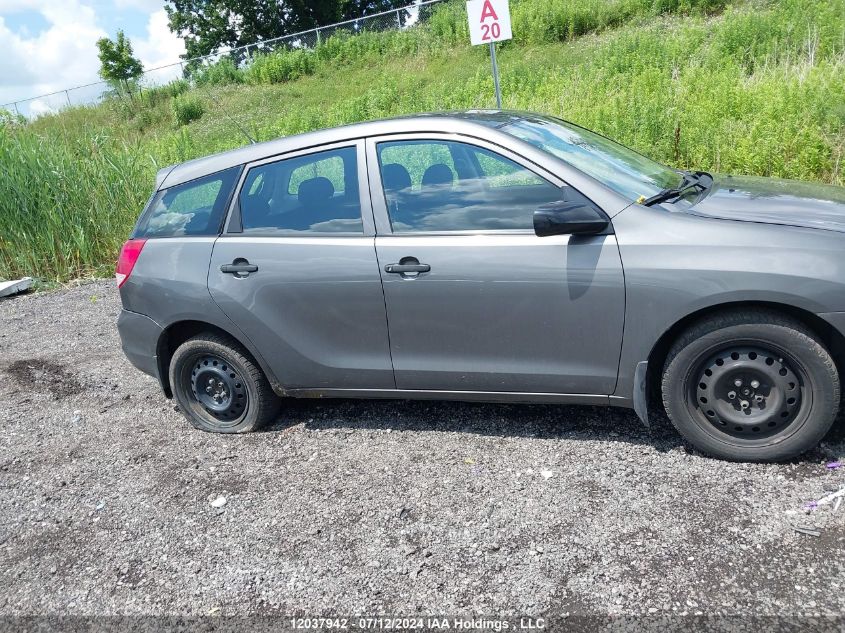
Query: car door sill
[[284, 388, 624, 407]]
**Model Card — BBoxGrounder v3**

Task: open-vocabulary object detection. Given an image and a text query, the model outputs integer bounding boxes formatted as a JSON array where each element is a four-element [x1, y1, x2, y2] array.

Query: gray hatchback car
[[117, 111, 845, 462]]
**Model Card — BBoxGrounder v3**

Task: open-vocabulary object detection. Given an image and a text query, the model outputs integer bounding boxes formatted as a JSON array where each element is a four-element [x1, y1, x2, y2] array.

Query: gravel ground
[[2, 280, 845, 622]]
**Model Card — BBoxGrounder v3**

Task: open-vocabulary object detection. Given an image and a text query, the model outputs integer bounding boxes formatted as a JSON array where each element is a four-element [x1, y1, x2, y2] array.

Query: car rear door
[[208, 140, 395, 390], [366, 134, 625, 395]]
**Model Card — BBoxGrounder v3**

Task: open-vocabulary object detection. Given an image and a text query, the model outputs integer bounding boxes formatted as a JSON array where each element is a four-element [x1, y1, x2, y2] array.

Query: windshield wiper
[[641, 172, 709, 206]]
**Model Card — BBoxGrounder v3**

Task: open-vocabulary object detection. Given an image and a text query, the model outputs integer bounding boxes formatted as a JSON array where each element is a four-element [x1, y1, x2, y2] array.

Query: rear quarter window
[[133, 166, 240, 238]]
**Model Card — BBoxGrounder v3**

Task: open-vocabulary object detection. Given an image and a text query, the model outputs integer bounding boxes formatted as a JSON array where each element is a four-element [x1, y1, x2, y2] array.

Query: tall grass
[[194, 57, 245, 86], [187, 0, 729, 89], [247, 49, 317, 83], [510, 0, 727, 44], [0, 129, 153, 280], [1, 0, 843, 282]]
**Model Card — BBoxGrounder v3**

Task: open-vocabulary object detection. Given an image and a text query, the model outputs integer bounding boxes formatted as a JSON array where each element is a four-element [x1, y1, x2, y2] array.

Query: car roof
[[159, 110, 545, 189]]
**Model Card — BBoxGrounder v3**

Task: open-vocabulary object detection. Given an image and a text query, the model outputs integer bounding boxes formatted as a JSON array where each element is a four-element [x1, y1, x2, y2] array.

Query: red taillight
[[115, 239, 146, 288]]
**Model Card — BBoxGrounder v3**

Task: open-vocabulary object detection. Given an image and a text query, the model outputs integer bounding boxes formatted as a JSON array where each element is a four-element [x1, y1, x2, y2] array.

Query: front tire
[[169, 333, 280, 433], [662, 309, 840, 461]]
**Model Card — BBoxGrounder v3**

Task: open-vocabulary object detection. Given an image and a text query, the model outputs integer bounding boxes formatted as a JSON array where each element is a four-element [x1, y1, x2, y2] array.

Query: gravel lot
[[2, 280, 845, 621]]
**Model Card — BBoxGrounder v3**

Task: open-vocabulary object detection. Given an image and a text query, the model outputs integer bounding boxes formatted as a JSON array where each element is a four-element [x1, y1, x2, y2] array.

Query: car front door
[[367, 134, 625, 395], [208, 141, 395, 390]]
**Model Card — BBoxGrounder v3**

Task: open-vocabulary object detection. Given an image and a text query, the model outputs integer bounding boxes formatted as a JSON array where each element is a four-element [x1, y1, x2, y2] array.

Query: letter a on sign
[[467, 0, 512, 46], [480, 0, 498, 21]]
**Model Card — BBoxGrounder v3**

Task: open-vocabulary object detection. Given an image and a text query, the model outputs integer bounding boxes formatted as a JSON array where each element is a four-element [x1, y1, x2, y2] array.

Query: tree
[[96, 30, 144, 94], [165, 0, 409, 61]]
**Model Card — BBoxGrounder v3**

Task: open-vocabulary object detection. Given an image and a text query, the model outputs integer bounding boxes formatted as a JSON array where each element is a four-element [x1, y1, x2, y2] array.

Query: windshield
[[491, 115, 683, 202]]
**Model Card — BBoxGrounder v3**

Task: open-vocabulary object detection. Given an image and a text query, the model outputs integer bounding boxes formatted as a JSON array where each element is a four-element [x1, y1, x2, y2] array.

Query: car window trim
[[388, 228, 537, 237], [223, 139, 375, 238], [364, 132, 574, 236]]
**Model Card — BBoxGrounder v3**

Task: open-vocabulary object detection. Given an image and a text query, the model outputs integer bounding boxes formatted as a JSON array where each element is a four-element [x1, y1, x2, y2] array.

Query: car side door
[[366, 134, 626, 395], [208, 140, 395, 390]]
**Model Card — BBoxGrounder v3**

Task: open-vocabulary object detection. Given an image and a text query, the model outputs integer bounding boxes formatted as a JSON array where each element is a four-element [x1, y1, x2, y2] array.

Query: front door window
[[376, 140, 564, 233]]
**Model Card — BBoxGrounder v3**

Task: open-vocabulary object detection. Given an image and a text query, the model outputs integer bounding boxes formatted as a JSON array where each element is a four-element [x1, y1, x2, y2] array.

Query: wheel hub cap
[[695, 347, 801, 437], [190, 355, 247, 421]]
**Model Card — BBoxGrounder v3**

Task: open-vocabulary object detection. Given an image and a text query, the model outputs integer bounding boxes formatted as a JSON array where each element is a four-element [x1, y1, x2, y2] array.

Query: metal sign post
[[467, 0, 512, 109], [489, 42, 502, 109]]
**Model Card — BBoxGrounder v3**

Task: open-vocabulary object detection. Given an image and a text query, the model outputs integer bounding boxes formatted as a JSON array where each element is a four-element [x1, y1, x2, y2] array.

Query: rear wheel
[[169, 333, 280, 433], [661, 309, 840, 461]]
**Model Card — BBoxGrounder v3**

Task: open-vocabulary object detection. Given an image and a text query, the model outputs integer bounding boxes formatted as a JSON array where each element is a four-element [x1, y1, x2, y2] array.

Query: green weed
[[172, 96, 205, 126]]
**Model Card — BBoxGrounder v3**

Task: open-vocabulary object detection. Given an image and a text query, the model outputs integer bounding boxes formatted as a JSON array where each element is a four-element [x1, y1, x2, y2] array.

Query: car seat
[[421, 163, 454, 187]]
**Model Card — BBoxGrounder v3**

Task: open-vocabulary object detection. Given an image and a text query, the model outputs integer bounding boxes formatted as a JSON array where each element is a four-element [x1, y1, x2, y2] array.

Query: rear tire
[[169, 333, 280, 433], [661, 309, 839, 462]]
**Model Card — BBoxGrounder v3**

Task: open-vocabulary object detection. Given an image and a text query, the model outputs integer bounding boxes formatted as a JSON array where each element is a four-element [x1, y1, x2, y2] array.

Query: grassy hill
[[1, 0, 843, 282]]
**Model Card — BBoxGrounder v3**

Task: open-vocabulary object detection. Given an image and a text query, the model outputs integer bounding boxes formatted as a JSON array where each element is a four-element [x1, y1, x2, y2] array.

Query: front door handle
[[385, 263, 431, 274], [221, 258, 258, 277], [385, 256, 431, 275]]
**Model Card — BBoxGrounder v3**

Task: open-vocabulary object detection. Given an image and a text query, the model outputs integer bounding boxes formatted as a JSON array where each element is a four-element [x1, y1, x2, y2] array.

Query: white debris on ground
[[791, 460, 845, 537], [0, 277, 33, 298]]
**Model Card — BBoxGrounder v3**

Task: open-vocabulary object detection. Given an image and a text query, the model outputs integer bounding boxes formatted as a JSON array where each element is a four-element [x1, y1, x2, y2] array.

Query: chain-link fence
[[1, 0, 448, 119]]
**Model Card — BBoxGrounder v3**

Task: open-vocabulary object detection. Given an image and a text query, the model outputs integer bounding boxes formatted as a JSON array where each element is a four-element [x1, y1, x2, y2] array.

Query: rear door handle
[[385, 263, 431, 274], [221, 259, 258, 276]]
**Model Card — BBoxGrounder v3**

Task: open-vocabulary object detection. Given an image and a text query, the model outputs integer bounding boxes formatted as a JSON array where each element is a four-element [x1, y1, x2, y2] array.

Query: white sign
[[466, 0, 512, 46]]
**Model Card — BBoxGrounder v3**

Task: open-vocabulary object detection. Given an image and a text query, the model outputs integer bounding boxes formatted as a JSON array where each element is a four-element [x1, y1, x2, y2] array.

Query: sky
[[0, 0, 186, 116]]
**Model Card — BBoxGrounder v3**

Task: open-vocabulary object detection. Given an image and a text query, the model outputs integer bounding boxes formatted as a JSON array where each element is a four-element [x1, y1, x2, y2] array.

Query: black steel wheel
[[189, 354, 249, 426], [693, 345, 804, 441], [169, 333, 280, 433], [662, 309, 840, 462]]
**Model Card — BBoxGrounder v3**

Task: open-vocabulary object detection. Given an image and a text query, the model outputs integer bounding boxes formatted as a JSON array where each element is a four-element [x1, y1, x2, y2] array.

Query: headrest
[[250, 165, 276, 201], [382, 163, 412, 192], [298, 176, 335, 206], [421, 163, 454, 187]]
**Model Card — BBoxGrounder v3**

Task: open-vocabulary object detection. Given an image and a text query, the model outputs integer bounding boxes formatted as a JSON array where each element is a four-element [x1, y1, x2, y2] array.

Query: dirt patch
[[6, 358, 84, 399]]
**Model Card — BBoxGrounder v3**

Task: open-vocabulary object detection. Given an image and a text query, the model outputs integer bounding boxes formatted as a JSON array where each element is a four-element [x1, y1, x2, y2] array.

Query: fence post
[[65, 90, 72, 108], [13, 102, 20, 117], [396, 7, 402, 28], [316, 28, 321, 47]]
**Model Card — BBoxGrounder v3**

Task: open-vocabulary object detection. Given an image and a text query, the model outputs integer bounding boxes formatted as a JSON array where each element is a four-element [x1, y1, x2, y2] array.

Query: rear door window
[[239, 146, 363, 234], [134, 167, 240, 238]]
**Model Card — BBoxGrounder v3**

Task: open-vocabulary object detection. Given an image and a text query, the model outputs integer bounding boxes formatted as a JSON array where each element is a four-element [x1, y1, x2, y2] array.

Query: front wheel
[[662, 310, 840, 462], [169, 333, 280, 433]]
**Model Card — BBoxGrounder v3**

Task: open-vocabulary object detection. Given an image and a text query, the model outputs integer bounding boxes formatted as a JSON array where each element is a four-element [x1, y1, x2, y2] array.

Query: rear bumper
[[117, 309, 162, 382]]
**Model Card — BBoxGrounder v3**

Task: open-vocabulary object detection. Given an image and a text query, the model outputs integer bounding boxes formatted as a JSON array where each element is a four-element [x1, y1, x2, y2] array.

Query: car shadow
[[263, 398, 686, 453], [261, 397, 845, 465]]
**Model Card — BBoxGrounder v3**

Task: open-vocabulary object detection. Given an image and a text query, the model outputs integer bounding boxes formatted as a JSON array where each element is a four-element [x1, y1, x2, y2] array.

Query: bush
[[172, 96, 204, 126], [139, 79, 189, 108], [162, 79, 190, 98], [425, 0, 468, 44], [246, 49, 317, 84], [193, 57, 245, 86]]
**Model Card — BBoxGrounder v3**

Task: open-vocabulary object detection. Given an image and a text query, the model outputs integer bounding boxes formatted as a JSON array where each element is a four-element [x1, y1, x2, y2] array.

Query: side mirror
[[533, 200, 610, 237]]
